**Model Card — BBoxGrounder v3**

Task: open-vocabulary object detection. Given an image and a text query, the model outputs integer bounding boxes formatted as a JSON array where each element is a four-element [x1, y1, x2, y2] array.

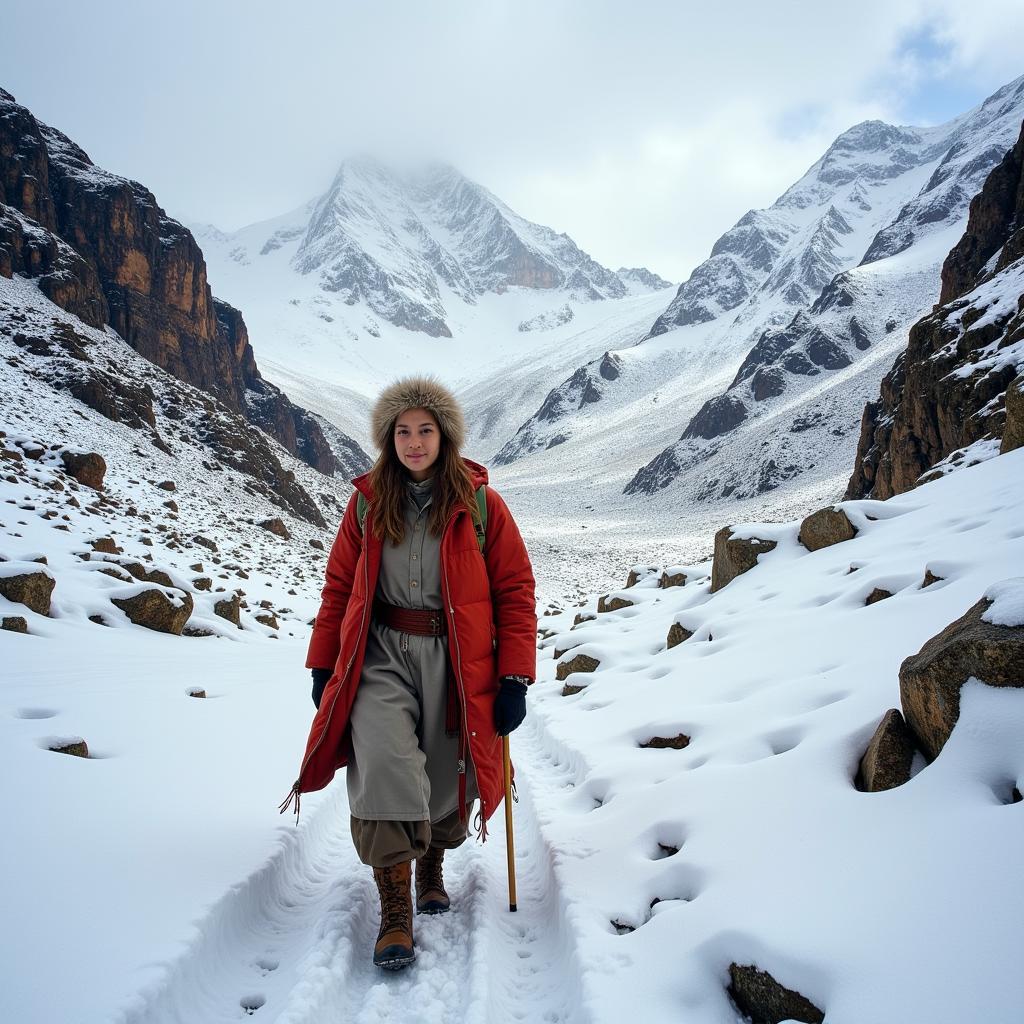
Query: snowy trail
[[116, 719, 589, 1024]]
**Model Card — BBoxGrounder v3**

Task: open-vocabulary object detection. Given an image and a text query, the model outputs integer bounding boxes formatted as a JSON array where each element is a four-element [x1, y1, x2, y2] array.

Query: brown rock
[[255, 613, 280, 630], [728, 963, 825, 1024], [157, 480, 176, 491], [112, 587, 192, 634], [60, 450, 106, 490], [309, 538, 324, 550], [194, 535, 218, 553], [659, 570, 688, 589], [798, 506, 857, 551], [666, 623, 694, 649], [1002, 374, 1024, 453], [555, 653, 600, 682], [856, 709, 918, 791], [639, 734, 690, 749], [193, 577, 212, 592], [214, 592, 242, 626], [49, 739, 89, 758], [0, 570, 55, 615], [2, 615, 29, 633], [598, 594, 633, 613], [163, 499, 178, 512], [572, 611, 596, 627], [865, 588, 892, 606], [922, 569, 943, 588], [711, 528, 777, 592], [189, 562, 204, 572], [626, 565, 658, 588], [900, 597, 1024, 760], [561, 683, 587, 696], [259, 517, 290, 540], [90, 536, 121, 554], [182, 625, 216, 638], [188, 688, 207, 698]]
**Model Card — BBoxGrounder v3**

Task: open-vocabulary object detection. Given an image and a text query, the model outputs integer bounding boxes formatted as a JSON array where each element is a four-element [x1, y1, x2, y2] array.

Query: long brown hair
[[367, 414, 478, 546]]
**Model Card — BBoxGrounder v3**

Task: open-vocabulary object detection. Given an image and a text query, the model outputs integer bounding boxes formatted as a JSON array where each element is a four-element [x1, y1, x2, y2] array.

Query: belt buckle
[[431, 614, 442, 636]]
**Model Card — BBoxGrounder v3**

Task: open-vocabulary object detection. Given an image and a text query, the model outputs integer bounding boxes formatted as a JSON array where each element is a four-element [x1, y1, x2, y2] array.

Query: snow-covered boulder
[[727, 963, 825, 1024], [710, 528, 777, 592], [856, 709, 918, 792], [60, 449, 106, 490], [899, 585, 1024, 759], [111, 585, 193, 635], [0, 566, 55, 615], [798, 506, 857, 551]]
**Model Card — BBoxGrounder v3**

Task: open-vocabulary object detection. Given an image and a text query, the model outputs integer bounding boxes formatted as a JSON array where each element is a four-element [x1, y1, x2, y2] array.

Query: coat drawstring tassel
[[278, 781, 302, 824], [472, 806, 488, 843]]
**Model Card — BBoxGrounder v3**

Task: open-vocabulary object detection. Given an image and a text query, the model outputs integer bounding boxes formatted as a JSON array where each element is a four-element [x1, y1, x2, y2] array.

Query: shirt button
[[410, 580, 418, 588], [412, 554, 418, 561]]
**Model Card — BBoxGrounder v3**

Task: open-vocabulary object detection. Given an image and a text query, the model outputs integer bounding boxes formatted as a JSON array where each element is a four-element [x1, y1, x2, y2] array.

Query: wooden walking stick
[[503, 735, 517, 912]]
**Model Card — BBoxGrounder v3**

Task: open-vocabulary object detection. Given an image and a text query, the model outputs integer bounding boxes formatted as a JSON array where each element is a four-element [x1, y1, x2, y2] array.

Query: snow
[[984, 578, 1024, 627], [4, 297, 1024, 1021]]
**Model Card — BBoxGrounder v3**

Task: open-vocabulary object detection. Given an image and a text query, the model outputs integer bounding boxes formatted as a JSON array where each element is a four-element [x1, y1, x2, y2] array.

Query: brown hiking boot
[[372, 862, 415, 969], [415, 846, 450, 915]]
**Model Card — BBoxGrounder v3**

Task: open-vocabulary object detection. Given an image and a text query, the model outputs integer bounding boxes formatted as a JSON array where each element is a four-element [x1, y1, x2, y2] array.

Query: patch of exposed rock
[[0, 570, 55, 615], [899, 596, 1024, 760], [556, 653, 599, 682], [848, 122, 1024, 499], [798, 506, 857, 551], [856, 709, 918, 791], [112, 587, 192, 634], [711, 528, 777, 593], [728, 963, 825, 1024]]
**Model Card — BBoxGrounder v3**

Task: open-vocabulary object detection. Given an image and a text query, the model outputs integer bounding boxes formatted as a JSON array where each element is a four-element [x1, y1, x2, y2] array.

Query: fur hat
[[371, 375, 467, 452]]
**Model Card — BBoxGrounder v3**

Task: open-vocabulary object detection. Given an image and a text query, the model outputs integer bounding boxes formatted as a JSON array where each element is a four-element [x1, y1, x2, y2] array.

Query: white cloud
[[1, 0, 1021, 281]]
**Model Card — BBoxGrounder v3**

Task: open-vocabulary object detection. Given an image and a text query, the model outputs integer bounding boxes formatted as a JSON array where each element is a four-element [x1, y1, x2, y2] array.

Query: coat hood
[[370, 375, 467, 452]]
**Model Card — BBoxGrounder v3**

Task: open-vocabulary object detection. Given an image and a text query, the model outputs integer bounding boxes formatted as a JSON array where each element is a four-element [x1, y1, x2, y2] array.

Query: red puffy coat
[[283, 460, 537, 831]]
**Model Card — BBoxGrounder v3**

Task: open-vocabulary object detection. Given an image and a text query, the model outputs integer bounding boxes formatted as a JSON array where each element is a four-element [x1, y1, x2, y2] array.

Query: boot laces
[[378, 868, 409, 932]]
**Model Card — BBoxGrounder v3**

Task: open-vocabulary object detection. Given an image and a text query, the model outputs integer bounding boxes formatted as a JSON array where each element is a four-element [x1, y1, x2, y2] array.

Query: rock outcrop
[[556, 653, 599, 682], [112, 587, 193, 634], [0, 88, 343, 476], [899, 596, 1024, 760], [727, 963, 825, 1024], [847, 121, 1024, 498], [0, 569, 55, 615], [798, 507, 857, 551], [856, 709, 918, 791], [711, 529, 777, 593]]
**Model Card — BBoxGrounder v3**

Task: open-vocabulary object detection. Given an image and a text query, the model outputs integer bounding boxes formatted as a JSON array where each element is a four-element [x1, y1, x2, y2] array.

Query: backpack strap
[[355, 485, 487, 552], [471, 484, 487, 553]]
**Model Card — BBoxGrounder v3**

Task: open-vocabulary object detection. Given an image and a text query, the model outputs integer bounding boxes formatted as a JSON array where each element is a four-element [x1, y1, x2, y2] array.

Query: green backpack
[[355, 485, 488, 552]]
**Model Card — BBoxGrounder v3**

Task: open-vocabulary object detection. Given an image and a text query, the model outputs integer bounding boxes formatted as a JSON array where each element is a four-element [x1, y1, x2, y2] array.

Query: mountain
[[0, 87, 361, 478], [620, 77, 1024, 498], [198, 158, 669, 343], [846, 119, 1024, 498]]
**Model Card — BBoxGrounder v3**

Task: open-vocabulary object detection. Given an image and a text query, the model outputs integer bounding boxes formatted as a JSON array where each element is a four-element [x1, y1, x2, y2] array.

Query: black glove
[[494, 675, 530, 736], [311, 668, 332, 709]]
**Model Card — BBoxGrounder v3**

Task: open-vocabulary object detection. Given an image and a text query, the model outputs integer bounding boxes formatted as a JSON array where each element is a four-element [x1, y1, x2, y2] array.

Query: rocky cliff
[[0, 87, 350, 477], [846, 120, 1024, 499]]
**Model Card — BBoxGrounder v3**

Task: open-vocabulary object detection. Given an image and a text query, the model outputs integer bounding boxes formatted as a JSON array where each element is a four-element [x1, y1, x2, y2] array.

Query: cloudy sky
[[4, 1, 1023, 281]]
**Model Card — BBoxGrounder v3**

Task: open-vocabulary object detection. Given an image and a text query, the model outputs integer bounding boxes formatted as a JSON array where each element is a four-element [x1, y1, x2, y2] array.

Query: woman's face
[[394, 407, 442, 481]]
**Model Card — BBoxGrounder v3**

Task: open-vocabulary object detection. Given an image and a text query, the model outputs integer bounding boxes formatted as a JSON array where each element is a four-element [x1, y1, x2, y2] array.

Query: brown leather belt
[[373, 600, 447, 636]]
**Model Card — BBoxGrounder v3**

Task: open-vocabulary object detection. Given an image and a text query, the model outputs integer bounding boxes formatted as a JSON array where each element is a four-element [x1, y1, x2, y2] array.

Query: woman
[[280, 376, 537, 970]]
